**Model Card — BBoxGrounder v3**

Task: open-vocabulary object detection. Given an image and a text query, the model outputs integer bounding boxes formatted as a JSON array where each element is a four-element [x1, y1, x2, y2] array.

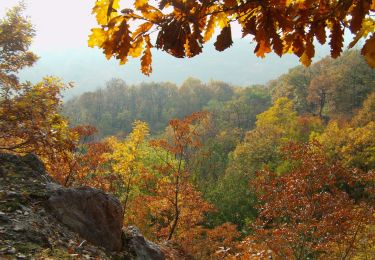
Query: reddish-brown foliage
[[251, 142, 375, 259], [90, 0, 375, 74]]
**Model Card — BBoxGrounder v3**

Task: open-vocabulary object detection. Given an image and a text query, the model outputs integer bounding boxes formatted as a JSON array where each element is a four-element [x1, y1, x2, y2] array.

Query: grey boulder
[[48, 186, 124, 251]]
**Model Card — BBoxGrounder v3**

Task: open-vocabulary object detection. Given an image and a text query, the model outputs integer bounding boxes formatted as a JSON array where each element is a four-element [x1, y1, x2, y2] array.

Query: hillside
[[63, 50, 375, 137]]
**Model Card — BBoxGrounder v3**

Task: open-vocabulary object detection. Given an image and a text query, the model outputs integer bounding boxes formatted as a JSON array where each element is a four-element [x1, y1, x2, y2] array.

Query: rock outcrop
[[0, 153, 171, 259], [124, 226, 165, 260], [48, 186, 124, 251]]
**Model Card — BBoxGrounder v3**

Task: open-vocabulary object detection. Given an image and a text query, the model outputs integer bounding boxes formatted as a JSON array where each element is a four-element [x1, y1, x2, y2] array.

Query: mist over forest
[[20, 40, 333, 99]]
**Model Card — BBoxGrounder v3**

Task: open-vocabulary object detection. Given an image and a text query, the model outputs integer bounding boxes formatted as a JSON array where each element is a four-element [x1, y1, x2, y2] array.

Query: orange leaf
[[224, 0, 237, 8], [361, 34, 375, 68], [300, 52, 312, 66], [114, 20, 132, 64], [132, 22, 153, 39], [141, 35, 152, 75], [255, 40, 271, 58]]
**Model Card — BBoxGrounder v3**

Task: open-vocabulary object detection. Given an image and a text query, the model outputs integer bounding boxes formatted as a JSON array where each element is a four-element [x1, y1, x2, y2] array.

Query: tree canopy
[[89, 0, 375, 75]]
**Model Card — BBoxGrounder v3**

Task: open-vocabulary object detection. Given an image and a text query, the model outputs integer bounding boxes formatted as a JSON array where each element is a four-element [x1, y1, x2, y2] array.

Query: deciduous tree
[[0, 3, 37, 90], [0, 77, 77, 184], [0, 4, 80, 185], [106, 120, 150, 215], [149, 111, 209, 240]]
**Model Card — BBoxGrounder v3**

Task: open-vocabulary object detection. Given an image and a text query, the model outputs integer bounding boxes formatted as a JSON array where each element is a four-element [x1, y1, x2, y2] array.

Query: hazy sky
[[0, 0, 246, 51], [0, 0, 333, 98], [0, 0, 97, 50]]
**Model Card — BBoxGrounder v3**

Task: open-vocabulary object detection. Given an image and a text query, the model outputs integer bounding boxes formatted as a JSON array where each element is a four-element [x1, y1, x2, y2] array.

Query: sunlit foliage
[[90, 0, 375, 75]]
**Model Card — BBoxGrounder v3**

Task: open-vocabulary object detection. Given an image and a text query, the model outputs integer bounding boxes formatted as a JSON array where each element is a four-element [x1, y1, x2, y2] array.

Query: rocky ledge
[[0, 153, 181, 259]]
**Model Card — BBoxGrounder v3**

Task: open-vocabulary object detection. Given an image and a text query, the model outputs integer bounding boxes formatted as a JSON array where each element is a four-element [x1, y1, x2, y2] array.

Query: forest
[[1, 1, 375, 259], [62, 49, 375, 259]]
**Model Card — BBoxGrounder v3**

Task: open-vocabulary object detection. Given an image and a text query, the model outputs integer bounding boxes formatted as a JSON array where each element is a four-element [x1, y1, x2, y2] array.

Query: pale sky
[[0, 0, 245, 51], [0, 0, 333, 98], [0, 0, 97, 50]]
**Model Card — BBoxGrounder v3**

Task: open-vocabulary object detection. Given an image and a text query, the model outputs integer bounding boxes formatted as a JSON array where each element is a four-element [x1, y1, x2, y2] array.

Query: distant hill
[[62, 50, 374, 138], [19, 39, 331, 99]]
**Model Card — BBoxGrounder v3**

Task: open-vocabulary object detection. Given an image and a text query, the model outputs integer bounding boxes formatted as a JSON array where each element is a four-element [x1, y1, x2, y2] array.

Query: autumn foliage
[[143, 112, 212, 237], [0, 5, 78, 184], [2, 3, 375, 259], [106, 121, 150, 214], [250, 142, 375, 259], [89, 0, 375, 75]]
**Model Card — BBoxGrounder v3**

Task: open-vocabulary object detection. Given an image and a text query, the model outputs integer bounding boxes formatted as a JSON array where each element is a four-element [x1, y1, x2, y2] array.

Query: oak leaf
[[89, 0, 375, 75], [361, 34, 375, 68], [350, 0, 370, 33], [114, 20, 132, 64], [330, 21, 343, 58], [214, 26, 233, 52], [134, 0, 148, 10], [314, 23, 327, 45], [271, 33, 284, 57], [92, 0, 119, 25], [204, 14, 216, 42], [129, 36, 144, 58], [88, 28, 107, 48], [255, 40, 271, 58], [242, 16, 256, 37], [141, 35, 152, 75], [300, 52, 312, 66], [132, 22, 153, 39]]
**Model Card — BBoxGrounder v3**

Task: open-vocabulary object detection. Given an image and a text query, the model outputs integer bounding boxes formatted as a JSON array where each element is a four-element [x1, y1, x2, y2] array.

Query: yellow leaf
[[135, 0, 148, 10], [349, 19, 375, 48], [110, 0, 120, 10], [88, 28, 107, 48], [184, 37, 192, 57], [129, 37, 144, 58], [204, 14, 216, 42], [92, 4, 107, 25], [92, 0, 120, 25], [362, 19, 375, 37], [216, 12, 229, 29]]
